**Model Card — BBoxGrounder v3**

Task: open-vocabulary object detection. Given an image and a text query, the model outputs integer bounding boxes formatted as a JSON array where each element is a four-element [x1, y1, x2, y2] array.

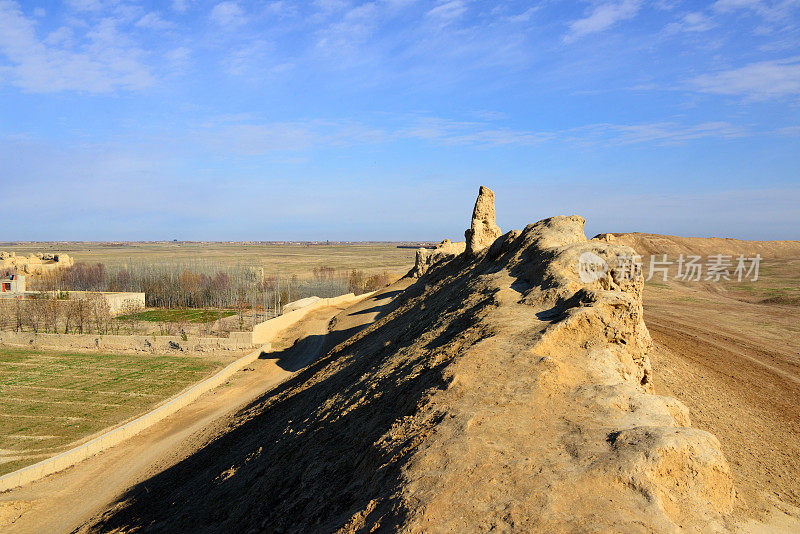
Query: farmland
[[0, 242, 420, 276], [115, 308, 237, 324], [0, 347, 226, 476]]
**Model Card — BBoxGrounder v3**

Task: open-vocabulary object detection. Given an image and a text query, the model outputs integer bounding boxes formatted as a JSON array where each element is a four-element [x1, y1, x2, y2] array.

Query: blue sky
[[1, 0, 798, 241]]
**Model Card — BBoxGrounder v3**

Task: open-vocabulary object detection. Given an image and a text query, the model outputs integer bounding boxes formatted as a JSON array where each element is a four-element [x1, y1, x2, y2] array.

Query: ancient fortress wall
[[0, 252, 74, 274]]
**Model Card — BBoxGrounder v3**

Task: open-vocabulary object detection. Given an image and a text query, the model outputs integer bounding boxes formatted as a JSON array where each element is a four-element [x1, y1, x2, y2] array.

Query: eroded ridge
[[83, 214, 735, 534]]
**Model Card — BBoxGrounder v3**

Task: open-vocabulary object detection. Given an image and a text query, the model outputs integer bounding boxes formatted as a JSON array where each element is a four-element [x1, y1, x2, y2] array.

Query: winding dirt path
[[0, 291, 396, 534]]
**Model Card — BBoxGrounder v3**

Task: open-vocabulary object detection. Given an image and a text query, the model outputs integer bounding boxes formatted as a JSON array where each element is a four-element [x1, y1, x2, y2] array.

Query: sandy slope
[[597, 232, 800, 259], [76, 216, 737, 532], [4, 228, 797, 533], [0, 298, 381, 534]]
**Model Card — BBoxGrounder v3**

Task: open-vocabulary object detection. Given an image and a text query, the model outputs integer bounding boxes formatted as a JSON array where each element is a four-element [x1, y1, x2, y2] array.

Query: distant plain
[[0, 242, 420, 277]]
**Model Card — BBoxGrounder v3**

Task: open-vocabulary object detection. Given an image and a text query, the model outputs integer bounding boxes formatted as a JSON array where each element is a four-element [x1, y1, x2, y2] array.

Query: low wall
[[62, 291, 146, 316], [0, 331, 254, 353], [251, 291, 375, 345], [0, 291, 374, 492], [15, 291, 146, 316], [0, 343, 269, 493]]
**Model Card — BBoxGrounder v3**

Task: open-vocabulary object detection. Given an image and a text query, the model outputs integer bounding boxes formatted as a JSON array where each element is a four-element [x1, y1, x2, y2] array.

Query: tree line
[[23, 261, 393, 311]]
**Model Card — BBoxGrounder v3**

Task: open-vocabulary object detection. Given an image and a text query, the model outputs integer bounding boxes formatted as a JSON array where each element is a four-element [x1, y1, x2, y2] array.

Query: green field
[[0, 347, 224, 476], [115, 308, 237, 323]]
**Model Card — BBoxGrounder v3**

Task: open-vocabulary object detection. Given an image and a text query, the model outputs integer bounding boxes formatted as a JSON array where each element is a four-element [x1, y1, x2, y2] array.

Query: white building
[[0, 274, 25, 294]]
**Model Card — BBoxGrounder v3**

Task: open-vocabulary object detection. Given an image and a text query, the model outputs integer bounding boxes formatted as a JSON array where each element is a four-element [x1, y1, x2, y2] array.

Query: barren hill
[[82, 190, 738, 532], [595, 232, 800, 259]]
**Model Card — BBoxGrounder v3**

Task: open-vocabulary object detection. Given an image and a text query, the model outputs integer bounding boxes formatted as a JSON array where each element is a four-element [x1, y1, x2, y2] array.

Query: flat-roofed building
[[0, 274, 25, 294]]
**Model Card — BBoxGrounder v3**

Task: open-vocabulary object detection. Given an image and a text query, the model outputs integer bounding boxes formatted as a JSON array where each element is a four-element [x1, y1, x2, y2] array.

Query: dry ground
[[0, 347, 230, 476], [0, 242, 418, 276], [606, 234, 800, 524], [643, 271, 800, 517], [1, 236, 798, 532]]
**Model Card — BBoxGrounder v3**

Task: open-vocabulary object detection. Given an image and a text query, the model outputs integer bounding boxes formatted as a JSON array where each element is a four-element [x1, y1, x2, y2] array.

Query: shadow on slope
[[82, 255, 495, 533]]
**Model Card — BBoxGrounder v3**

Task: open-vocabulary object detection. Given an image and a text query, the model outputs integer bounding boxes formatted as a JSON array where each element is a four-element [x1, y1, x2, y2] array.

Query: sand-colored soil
[[2, 225, 797, 533], [69, 217, 743, 532], [643, 279, 800, 527]]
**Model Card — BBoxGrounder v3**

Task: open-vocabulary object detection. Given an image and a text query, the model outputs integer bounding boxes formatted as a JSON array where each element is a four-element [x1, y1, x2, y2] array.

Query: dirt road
[[643, 282, 800, 525], [0, 291, 397, 534]]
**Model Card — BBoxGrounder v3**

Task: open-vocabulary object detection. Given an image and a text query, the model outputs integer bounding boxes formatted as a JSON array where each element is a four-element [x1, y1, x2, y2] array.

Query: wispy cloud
[[664, 11, 716, 33], [65, 0, 111, 12], [426, 0, 467, 28], [136, 12, 176, 31], [713, 0, 799, 20], [0, 0, 153, 93], [195, 120, 388, 154], [691, 57, 800, 99], [315, 2, 381, 63], [398, 117, 550, 146], [209, 1, 246, 28], [564, 0, 642, 42], [567, 121, 748, 145], [172, 0, 192, 13], [188, 115, 757, 155]]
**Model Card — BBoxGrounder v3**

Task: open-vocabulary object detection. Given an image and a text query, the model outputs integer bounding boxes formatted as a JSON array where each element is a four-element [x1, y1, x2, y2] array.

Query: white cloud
[[713, 0, 759, 10], [691, 57, 800, 99], [172, 0, 192, 13], [43, 26, 75, 47], [136, 12, 175, 31], [426, 0, 467, 28], [564, 0, 641, 42], [196, 120, 387, 154], [313, 0, 352, 14], [0, 0, 153, 93], [665, 11, 716, 33], [567, 121, 747, 144], [398, 117, 550, 146], [712, 0, 800, 30], [191, 115, 751, 154], [166, 46, 191, 72], [774, 125, 800, 136], [65, 0, 113, 12], [226, 40, 274, 76], [315, 2, 380, 61], [501, 7, 540, 24], [209, 1, 246, 28]]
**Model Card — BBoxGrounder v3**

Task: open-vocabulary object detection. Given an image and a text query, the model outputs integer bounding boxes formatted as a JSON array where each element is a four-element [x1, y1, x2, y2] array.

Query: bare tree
[[14, 300, 23, 332], [26, 299, 45, 333], [89, 294, 111, 334], [73, 299, 87, 334], [0, 299, 8, 331], [119, 299, 140, 335]]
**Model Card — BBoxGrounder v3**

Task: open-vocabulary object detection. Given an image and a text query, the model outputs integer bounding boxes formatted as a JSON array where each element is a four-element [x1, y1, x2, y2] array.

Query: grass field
[[0, 347, 225, 476], [0, 242, 419, 276], [115, 308, 237, 324]]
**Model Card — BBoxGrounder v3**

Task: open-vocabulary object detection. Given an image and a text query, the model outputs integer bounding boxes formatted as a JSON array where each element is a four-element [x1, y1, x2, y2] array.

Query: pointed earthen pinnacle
[[465, 185, 501, 255]]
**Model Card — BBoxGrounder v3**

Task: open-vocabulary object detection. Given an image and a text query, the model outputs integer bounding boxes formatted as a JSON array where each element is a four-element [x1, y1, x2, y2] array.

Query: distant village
[[0, 251, 144, 316]]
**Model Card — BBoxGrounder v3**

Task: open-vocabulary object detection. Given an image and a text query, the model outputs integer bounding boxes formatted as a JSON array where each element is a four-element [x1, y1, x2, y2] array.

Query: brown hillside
[[82, 192, 737, 532], [595, 232, 800, 258]]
